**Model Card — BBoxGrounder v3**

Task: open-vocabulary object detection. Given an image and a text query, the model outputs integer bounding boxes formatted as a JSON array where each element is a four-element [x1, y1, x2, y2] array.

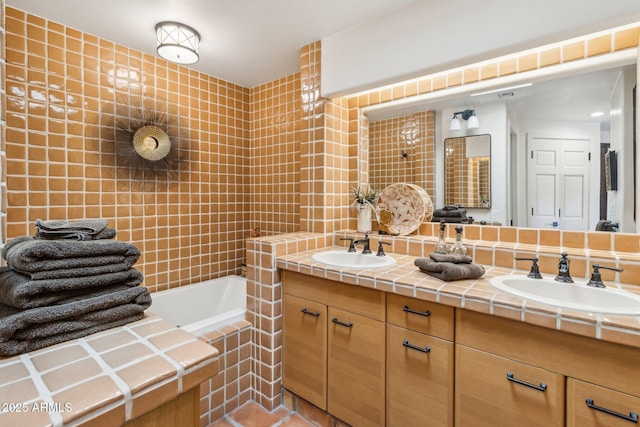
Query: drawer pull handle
[[403, 305, 431, 317], [586, 398, 639, 423], [332, 318, 353, 328], [506, 372, 547, 392], [301, 308, 320, 317], [402, 339, 431, 353]]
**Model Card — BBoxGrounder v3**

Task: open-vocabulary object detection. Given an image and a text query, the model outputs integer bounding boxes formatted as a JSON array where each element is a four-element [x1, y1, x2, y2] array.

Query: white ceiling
[[7, 0, 415, 88]]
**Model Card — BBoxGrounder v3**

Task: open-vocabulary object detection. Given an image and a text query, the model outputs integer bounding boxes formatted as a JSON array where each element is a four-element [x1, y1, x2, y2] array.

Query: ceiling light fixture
[[470, 83, 533, 97], [156, 22, 200, 65], [590, 111, 604, 117], [450, 109, 479, 131]]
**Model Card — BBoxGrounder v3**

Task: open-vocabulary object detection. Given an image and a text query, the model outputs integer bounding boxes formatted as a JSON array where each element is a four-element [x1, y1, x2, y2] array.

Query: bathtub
[[148, 275, 247, 336]]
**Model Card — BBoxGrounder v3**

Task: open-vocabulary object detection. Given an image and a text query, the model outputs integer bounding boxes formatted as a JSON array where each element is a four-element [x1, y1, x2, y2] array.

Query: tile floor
[[210, 401, 315, 427]]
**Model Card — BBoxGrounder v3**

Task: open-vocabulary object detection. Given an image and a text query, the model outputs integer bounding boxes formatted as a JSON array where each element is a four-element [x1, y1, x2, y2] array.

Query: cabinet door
[[387, 324, 454, 427], [455, 345, 565, 427], [328, 307, 385, 427], [568, 378, 640, 427], [282, 294, 327, 410]]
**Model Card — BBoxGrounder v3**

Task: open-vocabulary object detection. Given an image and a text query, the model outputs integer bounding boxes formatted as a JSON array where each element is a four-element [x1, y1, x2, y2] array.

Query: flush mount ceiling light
[[450, 109, 479, 131], [156, 22, 200, 64]]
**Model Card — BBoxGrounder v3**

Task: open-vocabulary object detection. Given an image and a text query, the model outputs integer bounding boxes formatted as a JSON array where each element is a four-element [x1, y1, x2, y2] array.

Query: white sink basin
[[311, 250, 396, 269], [489, 275, 640, 315]]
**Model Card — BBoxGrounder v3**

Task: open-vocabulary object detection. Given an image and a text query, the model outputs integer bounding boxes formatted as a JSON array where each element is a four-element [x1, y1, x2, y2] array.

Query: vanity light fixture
[[450, 109, 479, 131], [156, 22, 200, 64]]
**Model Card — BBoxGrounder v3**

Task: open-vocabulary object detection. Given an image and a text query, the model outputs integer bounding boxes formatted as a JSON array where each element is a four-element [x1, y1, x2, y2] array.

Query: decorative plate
[[375, 183, 433, 235]]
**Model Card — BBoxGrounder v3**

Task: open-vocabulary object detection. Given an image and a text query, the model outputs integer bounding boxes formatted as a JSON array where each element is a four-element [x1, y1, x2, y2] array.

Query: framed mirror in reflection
[[444, 135, 491, 209]]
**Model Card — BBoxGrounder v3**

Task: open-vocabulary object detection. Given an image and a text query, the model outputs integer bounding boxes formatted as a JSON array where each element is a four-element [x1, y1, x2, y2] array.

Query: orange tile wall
[[4, 7, 251, 291], [249, 73, 301, 235]]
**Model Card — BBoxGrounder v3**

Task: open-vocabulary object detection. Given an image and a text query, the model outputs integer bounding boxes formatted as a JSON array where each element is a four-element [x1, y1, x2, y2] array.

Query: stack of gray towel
[[432, 205, 468, 223], [0, 220, 151, 356], [415, 253, 485, 281]]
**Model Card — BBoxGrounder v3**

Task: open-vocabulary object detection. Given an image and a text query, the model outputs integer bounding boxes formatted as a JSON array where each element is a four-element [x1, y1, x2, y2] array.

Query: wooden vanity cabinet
[[456, 309, 640, 427], [282, 271, 386, 427], [456, 345, 565, 427], [386, 294, 455, 427], [567, 379, 640, 427]]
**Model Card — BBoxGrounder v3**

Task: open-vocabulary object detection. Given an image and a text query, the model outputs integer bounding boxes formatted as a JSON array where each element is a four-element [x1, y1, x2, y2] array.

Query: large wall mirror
[[361, 48, 637, 232], [444, 135, 491, 208]]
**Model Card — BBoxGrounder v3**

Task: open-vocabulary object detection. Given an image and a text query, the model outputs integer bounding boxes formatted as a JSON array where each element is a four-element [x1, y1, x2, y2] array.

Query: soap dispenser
[[434, 220, 449, 254], [449, 225, 467, 256]]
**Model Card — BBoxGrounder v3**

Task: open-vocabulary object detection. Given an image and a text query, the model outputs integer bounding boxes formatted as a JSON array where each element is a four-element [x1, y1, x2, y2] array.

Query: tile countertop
[[0, 313, 219, 426], [276, 246, 640, 350]]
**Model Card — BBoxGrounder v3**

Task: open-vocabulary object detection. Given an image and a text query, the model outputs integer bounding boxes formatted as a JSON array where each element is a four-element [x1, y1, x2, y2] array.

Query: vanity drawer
[[568, 379, 640, 427], [387, 294, 454, 340], [283, 271, 385, 321], [455, 344, 565, 427]]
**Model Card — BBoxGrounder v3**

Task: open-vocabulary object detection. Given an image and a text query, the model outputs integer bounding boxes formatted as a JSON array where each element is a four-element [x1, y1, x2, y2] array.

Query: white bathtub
[[148, 275, 247, 336]]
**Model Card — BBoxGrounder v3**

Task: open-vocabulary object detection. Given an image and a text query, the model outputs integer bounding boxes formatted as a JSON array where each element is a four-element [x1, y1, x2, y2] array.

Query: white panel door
[[528, 138, 590, 230]]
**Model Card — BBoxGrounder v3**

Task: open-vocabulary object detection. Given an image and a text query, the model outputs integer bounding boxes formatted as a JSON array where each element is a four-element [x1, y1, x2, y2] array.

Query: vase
[[356, 204, 373, 233]]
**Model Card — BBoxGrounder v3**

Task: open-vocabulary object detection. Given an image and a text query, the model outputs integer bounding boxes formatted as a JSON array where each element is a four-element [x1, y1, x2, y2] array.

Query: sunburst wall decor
[[100, 94, 193, 185]]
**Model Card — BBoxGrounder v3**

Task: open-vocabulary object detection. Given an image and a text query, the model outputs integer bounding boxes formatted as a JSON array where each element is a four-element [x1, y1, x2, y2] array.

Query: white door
[[528, 137, 590, 230]]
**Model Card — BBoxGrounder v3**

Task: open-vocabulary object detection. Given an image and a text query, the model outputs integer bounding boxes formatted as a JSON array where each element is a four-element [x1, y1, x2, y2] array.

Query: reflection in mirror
[[362, 49, 637, 231], [368, 111, 435, 199], [444, 135, 491, 208]]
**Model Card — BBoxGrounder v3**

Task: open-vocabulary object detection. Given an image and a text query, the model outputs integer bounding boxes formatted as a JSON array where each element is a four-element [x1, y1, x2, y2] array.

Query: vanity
[[277, 244, 640, 427]]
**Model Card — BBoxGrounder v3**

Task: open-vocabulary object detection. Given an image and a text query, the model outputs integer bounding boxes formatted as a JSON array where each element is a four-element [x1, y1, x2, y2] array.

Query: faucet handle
[[587, 264, 623, 288], [514, 257, 543, 279], [340, 238, 356, 253], [376, 241, 391, 257]]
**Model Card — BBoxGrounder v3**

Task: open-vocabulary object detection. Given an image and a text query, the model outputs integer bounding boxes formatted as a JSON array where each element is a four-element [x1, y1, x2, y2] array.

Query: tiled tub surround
[[0, 313, 219, 426], [199, 320, 252, 426], [245, 228, 640, 411]]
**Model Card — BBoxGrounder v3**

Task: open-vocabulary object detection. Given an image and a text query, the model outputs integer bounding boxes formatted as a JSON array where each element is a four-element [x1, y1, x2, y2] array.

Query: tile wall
[[249, 73, 301, 235], [3, 7, 251, 291]]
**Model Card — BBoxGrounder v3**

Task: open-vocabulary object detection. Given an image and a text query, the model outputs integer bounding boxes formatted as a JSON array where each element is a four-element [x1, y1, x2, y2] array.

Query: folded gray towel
[[431, 216, 467, 223], [35, 219, 116, 241], [0, 286, 152, 356], [2, 237, 140, 276], [0, 267, 144, 309], [414, 257, 485, 281], [429, 253, 473, 264]]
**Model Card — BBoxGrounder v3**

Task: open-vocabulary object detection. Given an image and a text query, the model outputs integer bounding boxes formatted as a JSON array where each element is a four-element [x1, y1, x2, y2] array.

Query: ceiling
[[8, 0, 415, 88]]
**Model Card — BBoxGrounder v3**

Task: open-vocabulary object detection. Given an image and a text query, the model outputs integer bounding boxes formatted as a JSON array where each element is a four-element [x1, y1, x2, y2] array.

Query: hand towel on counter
[[34, 219, 117, 241], [0, 286, 152, 356], [432, 205, 467, 218], [414, 254, 485, 281], [0, 267, 144, 309], [2, 236, 140, 276]]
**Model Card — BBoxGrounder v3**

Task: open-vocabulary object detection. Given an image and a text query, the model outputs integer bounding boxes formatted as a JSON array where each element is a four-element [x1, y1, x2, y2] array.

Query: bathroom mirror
[[444, 134, 491, 208], [362, 49, 637, 231]]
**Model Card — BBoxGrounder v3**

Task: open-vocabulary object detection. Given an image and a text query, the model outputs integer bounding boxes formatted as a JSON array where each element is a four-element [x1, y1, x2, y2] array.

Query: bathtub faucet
[[354, 234, 372, 254]]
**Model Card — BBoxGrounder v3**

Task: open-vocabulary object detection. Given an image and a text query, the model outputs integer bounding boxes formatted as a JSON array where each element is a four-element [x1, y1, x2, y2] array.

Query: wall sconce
[[450, 109, 479, 131], [156, 22, 200, 64]]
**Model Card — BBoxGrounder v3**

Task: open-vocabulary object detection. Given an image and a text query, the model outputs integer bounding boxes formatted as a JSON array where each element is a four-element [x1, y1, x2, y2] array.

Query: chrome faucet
[[354, 234, 372, 254], [555, 252, 573, 283], [587, 264, 623, 287]]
